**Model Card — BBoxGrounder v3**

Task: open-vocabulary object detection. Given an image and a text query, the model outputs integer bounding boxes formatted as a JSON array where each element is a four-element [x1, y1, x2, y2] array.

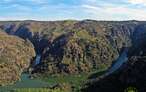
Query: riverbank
[[0, 73, 50, 91]]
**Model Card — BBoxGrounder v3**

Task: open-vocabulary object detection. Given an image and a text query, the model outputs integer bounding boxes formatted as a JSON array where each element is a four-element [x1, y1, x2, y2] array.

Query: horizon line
[[0, 19, 143, 22]]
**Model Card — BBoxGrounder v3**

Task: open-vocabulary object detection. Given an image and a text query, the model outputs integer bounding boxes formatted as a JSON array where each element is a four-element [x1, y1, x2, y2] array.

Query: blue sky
[[0, 0, 146, 20]]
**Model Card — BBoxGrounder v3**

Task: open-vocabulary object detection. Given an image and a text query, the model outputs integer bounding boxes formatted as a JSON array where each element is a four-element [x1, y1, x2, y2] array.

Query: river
[[0, 49, 129, 90], [106, 48, 128, 75], [34, 55, 41, 65], [33, 50, 128, 76], [0, 55, 49, 91]]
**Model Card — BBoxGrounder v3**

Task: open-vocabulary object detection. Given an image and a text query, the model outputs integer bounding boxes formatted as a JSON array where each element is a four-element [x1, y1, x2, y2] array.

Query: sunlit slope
[[0, 31, 35, 86]]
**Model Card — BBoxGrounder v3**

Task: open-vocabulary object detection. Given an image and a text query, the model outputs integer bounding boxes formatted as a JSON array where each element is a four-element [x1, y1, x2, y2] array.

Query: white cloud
[[106, 6, 146, 19], [1, 0, 146, 20], [128, 0, 146, 5], [81, 4, 146, 20], [81, 4, 101, 11]]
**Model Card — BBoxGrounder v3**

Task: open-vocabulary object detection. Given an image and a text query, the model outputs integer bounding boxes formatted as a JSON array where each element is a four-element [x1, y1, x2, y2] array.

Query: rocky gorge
[[0, 20, 146, 91]]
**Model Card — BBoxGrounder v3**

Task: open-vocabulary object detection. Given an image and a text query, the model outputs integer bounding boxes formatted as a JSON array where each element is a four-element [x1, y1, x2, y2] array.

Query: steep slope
[[82, 56, 146, 92], [82, 24, 146, 92], [0, 31, 35, 86], [0, 20, 140, 75]]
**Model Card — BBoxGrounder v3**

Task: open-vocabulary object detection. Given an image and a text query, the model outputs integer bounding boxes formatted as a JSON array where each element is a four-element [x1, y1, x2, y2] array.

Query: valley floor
[[0, 69, 106, 92]]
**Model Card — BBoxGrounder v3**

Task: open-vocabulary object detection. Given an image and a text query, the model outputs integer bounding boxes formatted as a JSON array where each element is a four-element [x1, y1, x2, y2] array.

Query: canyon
[[0, 20, 146, 91]]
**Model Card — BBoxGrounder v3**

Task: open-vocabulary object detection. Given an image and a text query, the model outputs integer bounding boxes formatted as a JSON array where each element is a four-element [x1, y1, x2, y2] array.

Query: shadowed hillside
[[1, 20, 146, 91], [0, 20, 137, 76]]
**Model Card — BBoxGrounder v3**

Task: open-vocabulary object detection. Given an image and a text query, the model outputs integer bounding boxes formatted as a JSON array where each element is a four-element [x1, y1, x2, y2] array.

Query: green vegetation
[[0, 20, 134, 90], [40, 74, 87, 91], [35, 68, 107, 92], [0, 21, 123, 76], [33, 29, 118, 75], [8, 88, 64, 92], [0, 67, 107, 92]]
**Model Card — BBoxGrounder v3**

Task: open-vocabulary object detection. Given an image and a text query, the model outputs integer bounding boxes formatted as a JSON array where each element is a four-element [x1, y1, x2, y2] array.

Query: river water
[[0, 55, 49, 91], [106, 48, 128, 75], [33, 50, 128, 76], [34, 55, 41, 65], [0, 49, 129, 90]]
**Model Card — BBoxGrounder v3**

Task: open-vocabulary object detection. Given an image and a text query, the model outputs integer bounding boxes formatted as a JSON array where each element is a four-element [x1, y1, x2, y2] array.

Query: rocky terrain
[[82, 55, 146, 92], [0, 20, 137, 75], [81, 21, 146, 92], [0, 31, 35, 86], [1, 20, 146, 90]]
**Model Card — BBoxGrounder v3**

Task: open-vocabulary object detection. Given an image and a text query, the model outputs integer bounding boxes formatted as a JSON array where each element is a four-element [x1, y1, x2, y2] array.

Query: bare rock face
[[0, 31, 35, 86]]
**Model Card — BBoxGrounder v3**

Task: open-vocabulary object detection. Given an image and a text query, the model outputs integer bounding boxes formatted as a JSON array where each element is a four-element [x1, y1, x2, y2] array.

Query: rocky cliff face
[[81, 21, 146, 92], [0, 31, 35, 86], [0, 20, 144, 75], [82, 56, 146, 92]]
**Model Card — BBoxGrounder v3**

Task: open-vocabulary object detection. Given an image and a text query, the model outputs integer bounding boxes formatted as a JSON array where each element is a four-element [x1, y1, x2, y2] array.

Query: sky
[[0, 0, 146, 21]]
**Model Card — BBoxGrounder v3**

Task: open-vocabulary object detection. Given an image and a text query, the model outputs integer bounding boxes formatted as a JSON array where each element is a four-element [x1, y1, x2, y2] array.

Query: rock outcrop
[[82, 56, 146, 92], [0, 31, 35, 86], [0, 20, 144, 75]]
